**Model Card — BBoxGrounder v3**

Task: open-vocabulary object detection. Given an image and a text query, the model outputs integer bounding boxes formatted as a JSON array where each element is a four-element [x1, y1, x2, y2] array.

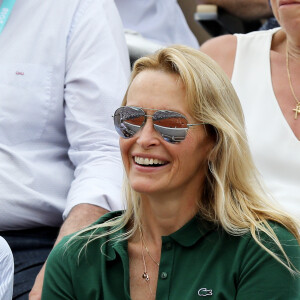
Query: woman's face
[[271, 0, 300, 34], [120, 70, 214, 198]]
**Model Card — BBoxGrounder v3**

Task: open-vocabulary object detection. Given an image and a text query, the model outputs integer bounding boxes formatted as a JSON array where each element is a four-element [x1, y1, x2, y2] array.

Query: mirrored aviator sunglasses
[[113, 106, 204, 144]]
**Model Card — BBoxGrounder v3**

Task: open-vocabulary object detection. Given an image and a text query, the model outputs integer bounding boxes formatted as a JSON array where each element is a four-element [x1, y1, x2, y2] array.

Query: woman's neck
[[286, 38, 300, 61], [138, 193, 198, 244], [273, 29, 300, 60]]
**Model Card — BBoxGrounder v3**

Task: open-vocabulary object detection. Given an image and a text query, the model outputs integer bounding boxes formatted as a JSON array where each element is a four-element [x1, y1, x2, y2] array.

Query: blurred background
[[178, 0, 211, 44]]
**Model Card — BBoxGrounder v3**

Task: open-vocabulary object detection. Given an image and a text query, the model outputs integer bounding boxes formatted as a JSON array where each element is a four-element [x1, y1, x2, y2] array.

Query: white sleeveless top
[[232, 28, 300, 220]]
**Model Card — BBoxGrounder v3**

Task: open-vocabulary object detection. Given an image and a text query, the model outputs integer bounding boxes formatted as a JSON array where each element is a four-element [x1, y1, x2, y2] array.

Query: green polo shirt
[[42, 211, 300, 299]]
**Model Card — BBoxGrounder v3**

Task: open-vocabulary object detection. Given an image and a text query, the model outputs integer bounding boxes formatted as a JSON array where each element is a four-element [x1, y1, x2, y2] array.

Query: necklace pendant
[[142, 272, 150, 281], [293, 103, 300, 120]]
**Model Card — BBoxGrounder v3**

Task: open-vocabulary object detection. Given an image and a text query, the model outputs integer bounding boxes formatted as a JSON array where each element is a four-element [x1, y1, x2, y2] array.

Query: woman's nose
[[136, 117, 161, 148]]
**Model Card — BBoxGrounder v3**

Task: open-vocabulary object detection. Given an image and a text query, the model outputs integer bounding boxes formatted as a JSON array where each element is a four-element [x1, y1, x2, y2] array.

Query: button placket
[[155, 237, 174, 299], [165, 242, 172, 250]]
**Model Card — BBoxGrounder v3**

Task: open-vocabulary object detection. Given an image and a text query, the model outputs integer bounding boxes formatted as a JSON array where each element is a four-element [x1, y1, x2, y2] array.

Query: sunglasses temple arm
[[187, 123, 205, 127]]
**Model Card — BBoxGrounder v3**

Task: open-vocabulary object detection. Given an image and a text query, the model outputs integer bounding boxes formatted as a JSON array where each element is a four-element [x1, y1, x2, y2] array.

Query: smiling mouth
[[134, 156, 168, 167]]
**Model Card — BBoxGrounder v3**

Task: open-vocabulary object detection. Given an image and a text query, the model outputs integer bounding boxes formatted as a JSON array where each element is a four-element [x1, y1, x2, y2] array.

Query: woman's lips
[[279, 0, 299, 6]]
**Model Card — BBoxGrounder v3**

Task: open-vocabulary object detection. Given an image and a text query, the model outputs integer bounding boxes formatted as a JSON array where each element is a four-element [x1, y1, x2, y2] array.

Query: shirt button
[[165, 242, 172, 250], [161, 272, 168, 279]]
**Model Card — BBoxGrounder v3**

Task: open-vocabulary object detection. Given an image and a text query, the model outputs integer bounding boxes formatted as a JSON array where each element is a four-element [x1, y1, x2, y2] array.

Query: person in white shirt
[[0, 237, 14, 300], [0, 0, 130, 299], [115, 0, 199, 48]]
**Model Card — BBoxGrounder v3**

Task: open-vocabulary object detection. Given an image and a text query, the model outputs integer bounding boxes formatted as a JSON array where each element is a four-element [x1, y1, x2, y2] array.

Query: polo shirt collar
[[96, 210, 126, 262], [106, 227, 127, 262], [166, 214, 216, 247], [106, 213, 216, 261]]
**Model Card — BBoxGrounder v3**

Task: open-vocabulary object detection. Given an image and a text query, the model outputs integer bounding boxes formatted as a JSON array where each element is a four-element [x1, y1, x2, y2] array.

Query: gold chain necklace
[[140, 228, 160, 267], [139, 227, 159, 298], [286, 45, 300, 119]]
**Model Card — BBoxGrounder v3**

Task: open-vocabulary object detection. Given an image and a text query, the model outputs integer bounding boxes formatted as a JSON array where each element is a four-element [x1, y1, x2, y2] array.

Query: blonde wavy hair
[[70, 45, 300, 274]]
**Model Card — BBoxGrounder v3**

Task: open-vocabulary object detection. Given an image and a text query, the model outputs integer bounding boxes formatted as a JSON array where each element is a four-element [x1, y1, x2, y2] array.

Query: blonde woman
[[42, 46, 300, 300]]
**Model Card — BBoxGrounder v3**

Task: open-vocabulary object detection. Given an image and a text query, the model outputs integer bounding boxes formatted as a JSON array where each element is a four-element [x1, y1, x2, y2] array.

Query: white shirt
[[0, 0, 130, 230], [114, 0, 199, 48], [232, 28, 300, 219], [0, 237, 13, 300]]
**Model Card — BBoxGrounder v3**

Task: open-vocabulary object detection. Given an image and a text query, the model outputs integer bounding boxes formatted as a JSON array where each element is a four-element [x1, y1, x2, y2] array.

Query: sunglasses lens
[[153, 110, 188, 128], [153, 110, 188, 143], [114, 107, 145, 138]]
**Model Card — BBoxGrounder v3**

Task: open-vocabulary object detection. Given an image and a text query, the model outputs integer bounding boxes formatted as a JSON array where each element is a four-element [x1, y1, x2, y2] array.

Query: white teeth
[[134, 156, 167, 166]]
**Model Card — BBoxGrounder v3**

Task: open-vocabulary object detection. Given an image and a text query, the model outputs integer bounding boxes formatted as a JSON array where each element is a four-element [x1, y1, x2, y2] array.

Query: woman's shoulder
[[200, 28, 280, 59], [259, 222, 298, 246], [240, 221, 300, 268], [232, 222, 300, 298], [200, 35, 237, 78], [269, 221, 299, 239], [201, 35, 237, 60], [244, 222, 299, 249]]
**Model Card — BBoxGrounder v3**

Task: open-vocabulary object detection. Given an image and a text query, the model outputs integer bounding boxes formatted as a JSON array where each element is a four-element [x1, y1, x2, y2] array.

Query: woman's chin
[[129, 181, 161, 195]]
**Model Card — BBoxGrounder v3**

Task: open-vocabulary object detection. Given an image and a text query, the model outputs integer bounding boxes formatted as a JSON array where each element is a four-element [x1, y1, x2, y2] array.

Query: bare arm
[[196, 0, 273, 20], [200, 34, 237, 79], [29, 204, 108, 300], [54, 204, 108, 241]]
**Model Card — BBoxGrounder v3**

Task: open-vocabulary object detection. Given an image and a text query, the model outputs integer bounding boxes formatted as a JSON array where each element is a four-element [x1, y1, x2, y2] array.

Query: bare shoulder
[[200, 35, 237, 79]]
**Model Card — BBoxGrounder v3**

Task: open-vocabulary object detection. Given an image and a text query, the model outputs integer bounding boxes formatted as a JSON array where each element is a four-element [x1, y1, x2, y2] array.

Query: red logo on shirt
[[16, 72, 24, 76]]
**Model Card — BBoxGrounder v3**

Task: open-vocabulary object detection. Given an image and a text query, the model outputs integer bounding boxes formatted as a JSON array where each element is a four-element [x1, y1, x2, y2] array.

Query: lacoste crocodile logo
[[198, 288, 213, 297]]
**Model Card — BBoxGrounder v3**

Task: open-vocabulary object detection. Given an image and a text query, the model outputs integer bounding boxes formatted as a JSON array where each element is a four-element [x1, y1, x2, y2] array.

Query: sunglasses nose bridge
[[144, 113, 153, 120], [136, 114, 162, 144], [140, 114, 156, 132], [141, 113, 155, 129]]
